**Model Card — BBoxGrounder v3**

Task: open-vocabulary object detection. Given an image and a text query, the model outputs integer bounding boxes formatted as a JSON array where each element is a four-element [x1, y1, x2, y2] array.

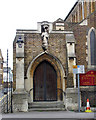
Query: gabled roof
[[53, 18, 64, 23], [64, 0, 78, 21]]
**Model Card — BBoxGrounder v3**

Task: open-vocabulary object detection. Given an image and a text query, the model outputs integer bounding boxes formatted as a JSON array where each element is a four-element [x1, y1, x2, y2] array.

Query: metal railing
[[28, 88, 33, 97], [0, 92, 11, 113], [57, 88, 67, 110], [57, 88, 66, 100]]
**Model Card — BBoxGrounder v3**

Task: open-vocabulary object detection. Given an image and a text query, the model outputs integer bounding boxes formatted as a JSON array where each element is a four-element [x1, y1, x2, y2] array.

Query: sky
[[0, 0, 77, 69]]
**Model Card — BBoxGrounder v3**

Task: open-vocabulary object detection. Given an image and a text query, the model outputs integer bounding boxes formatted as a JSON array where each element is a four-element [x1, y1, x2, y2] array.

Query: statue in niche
[[41, 25, 49, 51]]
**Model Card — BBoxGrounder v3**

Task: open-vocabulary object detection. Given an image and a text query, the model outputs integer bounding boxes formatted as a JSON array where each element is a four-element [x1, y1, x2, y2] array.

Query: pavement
[[0, 91, 4, 99], [0, 114, 2, 120], [1, 111, 96, 120]]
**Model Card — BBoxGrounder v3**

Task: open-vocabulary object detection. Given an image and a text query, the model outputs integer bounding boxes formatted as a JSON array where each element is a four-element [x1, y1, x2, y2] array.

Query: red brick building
[[64, 0, 96, 107]]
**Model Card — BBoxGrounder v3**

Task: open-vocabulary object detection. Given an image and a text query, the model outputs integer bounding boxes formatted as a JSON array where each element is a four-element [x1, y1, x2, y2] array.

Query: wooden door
[[33, 61, 57, 101]]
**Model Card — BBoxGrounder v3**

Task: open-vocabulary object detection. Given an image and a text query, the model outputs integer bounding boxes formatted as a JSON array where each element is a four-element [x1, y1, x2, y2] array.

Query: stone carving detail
[[41, 25, 49, 51]]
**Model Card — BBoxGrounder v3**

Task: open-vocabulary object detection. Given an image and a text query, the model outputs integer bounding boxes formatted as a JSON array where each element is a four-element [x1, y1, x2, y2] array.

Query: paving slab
[[1, 111, 95, 119]]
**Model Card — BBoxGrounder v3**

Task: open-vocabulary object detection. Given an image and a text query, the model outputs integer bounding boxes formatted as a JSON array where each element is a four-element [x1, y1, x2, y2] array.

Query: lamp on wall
[[16, 36, 24, 48]]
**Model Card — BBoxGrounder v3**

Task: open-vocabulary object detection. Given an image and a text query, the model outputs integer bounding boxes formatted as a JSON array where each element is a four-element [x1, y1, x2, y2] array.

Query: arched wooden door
[[33, 61, 57, 101]]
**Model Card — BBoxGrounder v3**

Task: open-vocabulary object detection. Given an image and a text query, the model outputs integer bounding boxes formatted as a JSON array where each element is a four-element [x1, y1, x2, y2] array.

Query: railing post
[[11, 81, 13, 113], [7, 49, 8, 113]]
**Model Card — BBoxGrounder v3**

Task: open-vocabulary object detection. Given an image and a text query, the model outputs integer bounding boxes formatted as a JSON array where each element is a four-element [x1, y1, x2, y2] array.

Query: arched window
[[84, 2, 87, 18], [88, 28, 96, 70], [91, 0, 95, 13], [79, 3, 82, 21], [90, 30, 96, 65]]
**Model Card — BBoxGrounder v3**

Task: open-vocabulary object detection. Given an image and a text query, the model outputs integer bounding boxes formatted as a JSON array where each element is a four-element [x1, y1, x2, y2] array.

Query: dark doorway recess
[[33, 61, 57, 101]]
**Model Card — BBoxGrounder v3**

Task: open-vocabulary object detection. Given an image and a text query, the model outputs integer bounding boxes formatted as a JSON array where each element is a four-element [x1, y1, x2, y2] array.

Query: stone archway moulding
[[25, 52, 65, 102]]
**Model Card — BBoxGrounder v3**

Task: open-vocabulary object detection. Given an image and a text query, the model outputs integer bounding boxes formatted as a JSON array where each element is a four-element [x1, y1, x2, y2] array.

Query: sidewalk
[[1, 111, 95, 119], [0, 114, 2, 120]]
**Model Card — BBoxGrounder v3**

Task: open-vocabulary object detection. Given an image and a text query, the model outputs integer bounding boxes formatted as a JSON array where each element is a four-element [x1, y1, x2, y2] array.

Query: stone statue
[[41, 26, 49, 51]]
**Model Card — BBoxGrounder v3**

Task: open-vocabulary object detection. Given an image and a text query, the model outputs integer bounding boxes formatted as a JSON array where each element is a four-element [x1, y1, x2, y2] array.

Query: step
[[28, 101, 65, 109], [28, 108, 66, 112]]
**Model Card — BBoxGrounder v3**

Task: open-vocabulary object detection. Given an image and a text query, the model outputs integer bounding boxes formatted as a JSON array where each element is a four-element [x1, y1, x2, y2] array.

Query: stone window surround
[[87, 27, 96, 70]]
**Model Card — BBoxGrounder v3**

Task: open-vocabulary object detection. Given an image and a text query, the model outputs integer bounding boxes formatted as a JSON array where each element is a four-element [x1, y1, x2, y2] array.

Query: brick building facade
[[64, 0, 96, 107], [13, 0, 96, 112]]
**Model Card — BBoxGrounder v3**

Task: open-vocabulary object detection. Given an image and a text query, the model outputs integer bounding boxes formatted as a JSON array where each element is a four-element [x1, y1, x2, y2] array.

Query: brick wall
[[64, 9, 96, 106]]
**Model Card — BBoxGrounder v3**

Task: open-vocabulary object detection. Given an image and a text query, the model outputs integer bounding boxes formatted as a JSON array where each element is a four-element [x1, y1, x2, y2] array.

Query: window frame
[[87, 27, 96, 70]]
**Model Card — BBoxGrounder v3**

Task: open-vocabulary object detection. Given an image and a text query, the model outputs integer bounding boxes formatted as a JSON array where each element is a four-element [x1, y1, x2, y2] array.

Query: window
[[87, 27, 96, 69], [76, 12, 78, 22], [90, 30, 96, 65], [79, 3, 82, 21], [84, 2, 87, 18], [72, 14, 75, 23], [91, 0, 95, 13]]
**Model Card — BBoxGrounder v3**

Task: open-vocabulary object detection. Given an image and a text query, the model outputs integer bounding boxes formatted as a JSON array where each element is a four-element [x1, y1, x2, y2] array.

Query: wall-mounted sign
[[80, 70, 96, 86], [73, 65, 78, 74], [77, 65, 85, 74], [73, 65, 77, 69], [73, 65, 85, 74]]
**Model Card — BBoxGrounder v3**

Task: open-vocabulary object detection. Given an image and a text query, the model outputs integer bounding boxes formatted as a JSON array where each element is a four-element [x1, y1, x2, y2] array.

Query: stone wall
[[12, 0, 96, 112], [65, 88, 79, 111], [13, 9, 96, 110], [13, 27, 77, 93], [24, 33, 67, 77]]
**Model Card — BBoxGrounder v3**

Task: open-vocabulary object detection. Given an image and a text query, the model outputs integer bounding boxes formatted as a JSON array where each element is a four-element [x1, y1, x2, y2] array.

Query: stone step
[[28, 101, 65, 109], [28, 108, 66, 112]]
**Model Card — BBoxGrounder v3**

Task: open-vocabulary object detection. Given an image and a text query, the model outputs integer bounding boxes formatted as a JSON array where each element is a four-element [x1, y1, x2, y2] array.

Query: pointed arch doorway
[[33, 60, 57, 101]]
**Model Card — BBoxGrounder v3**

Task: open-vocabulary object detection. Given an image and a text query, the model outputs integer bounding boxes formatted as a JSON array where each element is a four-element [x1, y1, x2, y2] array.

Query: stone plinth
[[13, 89, 28, 112], [66, 88, 81, 111]]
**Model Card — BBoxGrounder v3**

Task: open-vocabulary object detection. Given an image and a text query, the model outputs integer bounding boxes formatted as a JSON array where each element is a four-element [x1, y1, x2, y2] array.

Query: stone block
[[65, 88, 80, 111], [13, 89, 28, 112]]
